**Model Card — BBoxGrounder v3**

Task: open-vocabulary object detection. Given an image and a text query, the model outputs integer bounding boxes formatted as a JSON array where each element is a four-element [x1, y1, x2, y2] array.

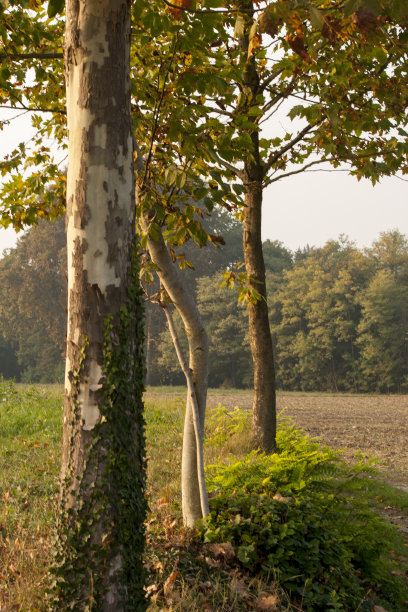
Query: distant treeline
[[1, 214, 407, 393]]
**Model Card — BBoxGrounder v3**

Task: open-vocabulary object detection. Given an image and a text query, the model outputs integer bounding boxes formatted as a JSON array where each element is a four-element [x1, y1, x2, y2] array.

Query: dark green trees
[[0, 217, 66, 382]]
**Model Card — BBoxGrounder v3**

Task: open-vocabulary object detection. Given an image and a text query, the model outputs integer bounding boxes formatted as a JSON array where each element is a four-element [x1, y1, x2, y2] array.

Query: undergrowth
[[199, 408, 408, 611], [0, 385, 407, 611]]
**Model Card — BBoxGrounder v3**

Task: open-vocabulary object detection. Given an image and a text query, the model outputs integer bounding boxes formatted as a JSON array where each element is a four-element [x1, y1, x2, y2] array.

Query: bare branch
[[263, 123, 318, 176], [264, 158, 332, 185], [0, 52, 63, 61], [0, 104, 66, 114], [217, 156, 244, 179], [161, 0, 261, 15]]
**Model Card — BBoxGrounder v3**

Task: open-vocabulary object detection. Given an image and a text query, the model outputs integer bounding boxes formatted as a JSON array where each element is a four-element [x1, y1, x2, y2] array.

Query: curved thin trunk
[[140, 216, 209, 526], [163, 304, 209, 519]]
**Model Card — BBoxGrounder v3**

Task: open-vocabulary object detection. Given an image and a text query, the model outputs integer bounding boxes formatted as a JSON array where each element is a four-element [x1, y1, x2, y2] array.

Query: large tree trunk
[[53, 1, 146, 608], [239, 0, 276, 452], [141, 216, 208, 527]]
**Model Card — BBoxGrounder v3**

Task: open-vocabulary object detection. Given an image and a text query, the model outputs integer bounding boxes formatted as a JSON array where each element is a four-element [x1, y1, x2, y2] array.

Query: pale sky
[[1, 108, 407, 257]]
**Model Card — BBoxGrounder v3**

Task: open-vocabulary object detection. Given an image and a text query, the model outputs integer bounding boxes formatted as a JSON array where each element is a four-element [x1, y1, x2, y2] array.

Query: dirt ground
[[206, 392, 408, 489]]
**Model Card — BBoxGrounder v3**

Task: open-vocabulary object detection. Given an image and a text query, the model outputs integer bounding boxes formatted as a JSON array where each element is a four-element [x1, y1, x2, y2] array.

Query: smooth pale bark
[[239, 0, 277, 452], [163, 304, 209, 519], [141, 216, 209, 526], [58, 0, 145, 608]]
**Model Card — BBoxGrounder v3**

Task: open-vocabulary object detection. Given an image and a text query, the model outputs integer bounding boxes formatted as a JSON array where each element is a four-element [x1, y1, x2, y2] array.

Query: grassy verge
[[0, 383, 407, 610], [0, 382, 61, 608]]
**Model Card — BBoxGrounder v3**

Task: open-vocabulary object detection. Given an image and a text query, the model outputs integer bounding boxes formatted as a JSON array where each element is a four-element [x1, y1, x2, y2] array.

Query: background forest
[[1, 213, 407, 393]]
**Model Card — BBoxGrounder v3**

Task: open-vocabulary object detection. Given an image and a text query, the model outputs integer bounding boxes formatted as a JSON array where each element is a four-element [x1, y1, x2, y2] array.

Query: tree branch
[[0, 104, 66, 115], [161, 0, 261, 15], [263, 123, 318, 176], [217, 156, 244, 179], [0, 52, 63, 61], [264, 158, 332, 185]]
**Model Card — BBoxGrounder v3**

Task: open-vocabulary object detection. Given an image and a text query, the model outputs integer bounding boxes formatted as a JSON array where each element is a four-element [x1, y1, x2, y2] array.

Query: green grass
[[0, 381, 62, 608], [1, 382, 407, 610]]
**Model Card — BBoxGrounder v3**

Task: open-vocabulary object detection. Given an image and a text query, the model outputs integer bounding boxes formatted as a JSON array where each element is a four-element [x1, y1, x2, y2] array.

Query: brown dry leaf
[[248, 33, 262, 59], [169, 0, 183, 20], [208, 541, 236, 560], [198, 580, 212, 590], [152, 560, 164, 571], [168, 570, 180, 583], [205, 556, 221, 568], [321, 17, 340, 43], [255, 594, 279, 610], [259, 11, 279, 38], [163, 572, 180, 597], [273, 492, 291, 503], [145, 583, 159, 596], [353, 8, 379, 38], [286, 33, 311, 64], [372, 606, 389, 612], [229, 577, 247, 596], [168, 0, 191, 21]]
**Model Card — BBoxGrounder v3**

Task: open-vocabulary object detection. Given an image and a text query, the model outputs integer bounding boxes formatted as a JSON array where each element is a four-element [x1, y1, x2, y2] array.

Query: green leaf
[[48, 0, 65, 18], [234, 15, 245, 39], [362, 0, 382, 15], [343, 0, 361, 16], [175, 171, 186, 189], [308, 5, 324, 30]]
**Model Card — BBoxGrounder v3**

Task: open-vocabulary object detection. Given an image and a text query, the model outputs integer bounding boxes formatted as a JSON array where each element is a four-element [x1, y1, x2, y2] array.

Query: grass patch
[[0, 383, 407, 610], [0, 380, 62, 608]]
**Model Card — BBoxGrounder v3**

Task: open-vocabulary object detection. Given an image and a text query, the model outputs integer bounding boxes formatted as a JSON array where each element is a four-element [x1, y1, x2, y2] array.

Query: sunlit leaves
[[47, 0, 64, 18]]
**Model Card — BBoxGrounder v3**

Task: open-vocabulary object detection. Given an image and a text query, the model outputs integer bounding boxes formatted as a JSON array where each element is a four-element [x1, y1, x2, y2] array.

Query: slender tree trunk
[[238, 0, 276, 452], [141, 216, 208, 526], [163, 304, 209, 519], [145, 304, 153, 386], [243, 179, 276, 452], [54, 1, 146, 608]]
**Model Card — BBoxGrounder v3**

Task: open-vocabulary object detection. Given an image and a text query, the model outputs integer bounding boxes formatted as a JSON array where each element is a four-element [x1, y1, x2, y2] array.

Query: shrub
[[199, 416, 407, 611]]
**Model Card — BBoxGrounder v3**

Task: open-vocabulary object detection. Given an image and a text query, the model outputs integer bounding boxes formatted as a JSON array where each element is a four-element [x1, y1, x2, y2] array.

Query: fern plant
[[199, 410, 407, 611]]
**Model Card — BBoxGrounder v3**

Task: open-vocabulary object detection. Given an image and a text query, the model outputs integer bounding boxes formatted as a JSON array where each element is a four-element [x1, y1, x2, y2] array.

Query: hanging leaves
[[248, 32, 262, 59], [259, 10, 280, 38], [168, 0, 192, 21], [286, 32, 311, 64]]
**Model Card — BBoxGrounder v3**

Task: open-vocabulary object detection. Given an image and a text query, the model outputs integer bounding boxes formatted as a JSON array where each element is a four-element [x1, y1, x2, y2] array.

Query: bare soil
[[207, 391, 408, 489]]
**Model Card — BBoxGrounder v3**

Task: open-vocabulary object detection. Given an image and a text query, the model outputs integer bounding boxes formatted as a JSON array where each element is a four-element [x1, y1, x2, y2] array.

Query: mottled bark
[[141, 215, 208, 526], [57, 0, 145, 608]]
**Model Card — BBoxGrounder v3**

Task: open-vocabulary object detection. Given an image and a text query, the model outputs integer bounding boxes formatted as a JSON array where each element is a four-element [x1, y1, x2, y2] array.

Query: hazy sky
[[1, 108, 407, 257]]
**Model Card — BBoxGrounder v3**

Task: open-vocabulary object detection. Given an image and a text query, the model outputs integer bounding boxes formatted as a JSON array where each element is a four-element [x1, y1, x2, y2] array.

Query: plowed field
[[206, 392, 408, 488]]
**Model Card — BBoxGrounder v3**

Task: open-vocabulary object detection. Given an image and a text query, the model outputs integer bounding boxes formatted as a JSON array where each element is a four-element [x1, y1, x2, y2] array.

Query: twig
[[0, 52, 63, 61]]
